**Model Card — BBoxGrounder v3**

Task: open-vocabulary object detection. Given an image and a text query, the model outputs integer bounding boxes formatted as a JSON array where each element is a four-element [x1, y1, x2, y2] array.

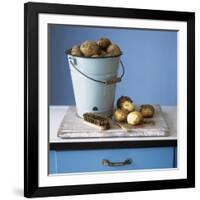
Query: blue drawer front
[[49, 151, 57, 174], [49, 147, 174, 174]]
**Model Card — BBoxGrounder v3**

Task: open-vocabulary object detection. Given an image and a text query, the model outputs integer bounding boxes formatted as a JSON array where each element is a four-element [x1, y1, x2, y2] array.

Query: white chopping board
[[57, 105, 169, 139]]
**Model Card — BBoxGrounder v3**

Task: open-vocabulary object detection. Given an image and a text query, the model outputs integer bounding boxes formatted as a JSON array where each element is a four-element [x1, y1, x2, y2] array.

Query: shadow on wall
[[48, 25, 177, 106]]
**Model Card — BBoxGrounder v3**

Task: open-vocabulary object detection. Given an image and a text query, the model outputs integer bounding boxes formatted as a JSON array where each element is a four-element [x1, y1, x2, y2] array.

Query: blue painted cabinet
[[49, 147, 177, 174]]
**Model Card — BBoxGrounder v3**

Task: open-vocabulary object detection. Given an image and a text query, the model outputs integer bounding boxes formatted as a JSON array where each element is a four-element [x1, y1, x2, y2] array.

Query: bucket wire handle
[[69, 57, 125, 85]]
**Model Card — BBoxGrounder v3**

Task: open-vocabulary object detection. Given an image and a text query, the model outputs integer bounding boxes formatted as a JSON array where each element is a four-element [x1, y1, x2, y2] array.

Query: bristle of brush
[[83, 113, 110, 130]]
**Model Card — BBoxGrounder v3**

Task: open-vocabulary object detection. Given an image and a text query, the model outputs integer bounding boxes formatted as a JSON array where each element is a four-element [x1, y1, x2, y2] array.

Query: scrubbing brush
[[83, 113, 110, 130]]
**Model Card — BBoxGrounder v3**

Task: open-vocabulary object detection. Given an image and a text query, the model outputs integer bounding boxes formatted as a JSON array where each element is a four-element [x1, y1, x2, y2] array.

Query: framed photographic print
[[24, 2, 195, 198]]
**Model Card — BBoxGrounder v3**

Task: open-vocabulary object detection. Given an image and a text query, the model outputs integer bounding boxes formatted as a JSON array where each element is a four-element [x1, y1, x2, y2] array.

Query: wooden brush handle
[[115, 122, 131, 132]]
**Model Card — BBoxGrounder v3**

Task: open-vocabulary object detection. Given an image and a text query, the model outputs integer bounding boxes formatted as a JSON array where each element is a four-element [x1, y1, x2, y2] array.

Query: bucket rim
[[65, 48, 122, 59]]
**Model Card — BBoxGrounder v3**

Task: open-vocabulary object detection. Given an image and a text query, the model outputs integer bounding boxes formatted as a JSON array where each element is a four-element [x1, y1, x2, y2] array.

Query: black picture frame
[[24, 2, 195, 198]]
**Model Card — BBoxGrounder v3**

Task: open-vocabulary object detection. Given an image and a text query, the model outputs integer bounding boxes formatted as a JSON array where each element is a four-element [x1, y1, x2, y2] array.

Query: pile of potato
[[114, 96, 155, 125], [70, 38, 121, 58]]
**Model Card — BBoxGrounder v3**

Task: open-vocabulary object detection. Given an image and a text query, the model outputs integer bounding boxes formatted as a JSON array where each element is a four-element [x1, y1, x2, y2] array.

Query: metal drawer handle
[[102, 158, 132, 167]]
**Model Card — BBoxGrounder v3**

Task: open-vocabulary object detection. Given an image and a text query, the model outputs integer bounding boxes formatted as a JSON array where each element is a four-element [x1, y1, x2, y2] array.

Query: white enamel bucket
[[67, 53, 124, 118]]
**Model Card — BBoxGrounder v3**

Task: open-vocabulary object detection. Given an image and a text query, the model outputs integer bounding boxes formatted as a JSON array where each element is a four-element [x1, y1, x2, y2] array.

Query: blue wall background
[[48, 25, 177, 106]]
